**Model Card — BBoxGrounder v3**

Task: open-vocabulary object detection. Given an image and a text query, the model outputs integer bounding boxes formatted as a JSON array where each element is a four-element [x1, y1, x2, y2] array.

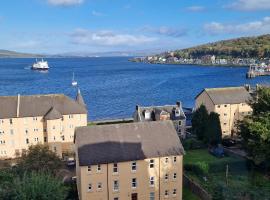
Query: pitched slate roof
[[44, 107, 62, 120], [0, 94, 87, 119], [75, 121, 184, 166], [133, 102, 186, 122], [196, 87, 252, 105]]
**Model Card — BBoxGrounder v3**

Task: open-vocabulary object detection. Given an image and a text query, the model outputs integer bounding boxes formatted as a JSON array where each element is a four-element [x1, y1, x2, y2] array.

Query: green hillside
[[172, 34, 270, 59], [0, 50, 43, 58]]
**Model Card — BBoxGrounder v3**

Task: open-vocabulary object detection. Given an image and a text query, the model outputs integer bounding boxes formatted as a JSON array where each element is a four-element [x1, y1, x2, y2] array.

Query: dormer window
[[175, 109, 180, 117], [144, 110, 151, 120]]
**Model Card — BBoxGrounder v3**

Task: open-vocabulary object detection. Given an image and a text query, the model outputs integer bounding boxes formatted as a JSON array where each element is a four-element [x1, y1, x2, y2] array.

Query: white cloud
[[47, 0, 83, 6], [91, 10, 106, 17], [141, 26, 187, 37], [186, 6, 205, 12], [227, 0, 270, 11], [70, 29, 157, 46], [204, 16, 270, 35]]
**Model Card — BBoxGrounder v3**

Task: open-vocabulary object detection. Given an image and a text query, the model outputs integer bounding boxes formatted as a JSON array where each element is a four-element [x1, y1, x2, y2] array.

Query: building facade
[[0, 90, 87, 159], [75, 121, 184, 200], [195, 87, 252, 137], [133, 102, 186, 138]]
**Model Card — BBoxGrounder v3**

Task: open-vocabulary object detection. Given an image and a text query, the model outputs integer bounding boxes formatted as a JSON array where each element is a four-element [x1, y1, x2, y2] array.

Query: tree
[[205, 112, 222, 145], [17, 144, 63, 175], [192, 104, 209, 140], [9, 172, 67, 200], [239, 87, 270, 170]]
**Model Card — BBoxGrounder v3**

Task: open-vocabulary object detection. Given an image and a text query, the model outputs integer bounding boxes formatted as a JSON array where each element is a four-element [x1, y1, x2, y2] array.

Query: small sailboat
[[72, 72, 78, 86]]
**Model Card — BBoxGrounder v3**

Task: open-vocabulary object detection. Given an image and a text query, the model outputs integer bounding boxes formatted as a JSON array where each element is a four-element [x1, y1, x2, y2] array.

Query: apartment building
[[75, 121, 184, 200], [133, 102, 186, 138], [195, 87, 252, 137], [0, 90, 87, 159]]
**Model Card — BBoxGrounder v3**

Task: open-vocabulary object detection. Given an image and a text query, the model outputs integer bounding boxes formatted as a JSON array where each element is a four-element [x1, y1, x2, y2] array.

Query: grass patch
[[184, 149, 270, 199], [183, 186, 200, 200]]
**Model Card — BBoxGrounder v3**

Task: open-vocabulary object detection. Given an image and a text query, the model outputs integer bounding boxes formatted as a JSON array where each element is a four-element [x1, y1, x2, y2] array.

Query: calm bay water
[[0, 57, 269, 120]]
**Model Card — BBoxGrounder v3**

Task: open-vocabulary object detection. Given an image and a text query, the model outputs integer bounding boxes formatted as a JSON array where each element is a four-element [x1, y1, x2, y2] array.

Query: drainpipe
[[107, 163, 109, 200], [159, 157, 161, 200]]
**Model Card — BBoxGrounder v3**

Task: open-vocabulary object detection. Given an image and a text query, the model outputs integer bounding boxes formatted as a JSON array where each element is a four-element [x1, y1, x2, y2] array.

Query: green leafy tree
[[10, 172, 67, 200], [240, 87, 270, 169], [206, 112, 222, 145], [17, 144, 63, 175], [192, 104, 209, 140]]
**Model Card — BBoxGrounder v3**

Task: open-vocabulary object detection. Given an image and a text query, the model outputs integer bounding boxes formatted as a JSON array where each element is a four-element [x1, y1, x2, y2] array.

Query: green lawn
[[184, 149, 270, 200], [183, 187, 200, 200]]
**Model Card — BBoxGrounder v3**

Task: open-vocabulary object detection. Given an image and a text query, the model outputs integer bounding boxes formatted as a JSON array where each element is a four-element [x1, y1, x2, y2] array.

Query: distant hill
[[167, 34, 270, 59], [0, 50, 44, 58]]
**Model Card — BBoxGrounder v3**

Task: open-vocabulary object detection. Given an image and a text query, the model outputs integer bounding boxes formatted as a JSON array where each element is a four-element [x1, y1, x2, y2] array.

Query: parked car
[[66, 157, 75, 166]]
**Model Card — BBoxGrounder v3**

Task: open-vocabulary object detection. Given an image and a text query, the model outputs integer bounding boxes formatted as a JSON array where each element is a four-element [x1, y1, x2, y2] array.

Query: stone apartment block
[[133, 102, 186, 138], [0, 90, 87, 159], [195, 87, 252, 137], [75, 121, 184, 200]]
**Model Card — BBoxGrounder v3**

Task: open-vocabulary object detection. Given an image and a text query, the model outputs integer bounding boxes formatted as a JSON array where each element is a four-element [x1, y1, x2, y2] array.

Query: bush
[[184, 161, 209, 176], [183, 138, 206, 150]]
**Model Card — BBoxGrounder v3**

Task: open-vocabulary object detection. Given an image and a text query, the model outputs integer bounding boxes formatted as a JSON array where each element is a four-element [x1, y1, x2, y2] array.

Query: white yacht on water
[[32, 59, 49, 70], [72, 72, 78, 86]]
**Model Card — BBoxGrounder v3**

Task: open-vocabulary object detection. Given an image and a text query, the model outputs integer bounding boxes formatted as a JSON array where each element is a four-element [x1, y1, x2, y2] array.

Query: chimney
[[136, 105, 139, 111], [17, 94, 20, 118], [176, 101, 181, 108]]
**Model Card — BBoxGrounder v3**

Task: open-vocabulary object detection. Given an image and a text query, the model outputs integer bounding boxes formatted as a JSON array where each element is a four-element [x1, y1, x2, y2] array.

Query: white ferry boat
[[32, 59, 49, 70]]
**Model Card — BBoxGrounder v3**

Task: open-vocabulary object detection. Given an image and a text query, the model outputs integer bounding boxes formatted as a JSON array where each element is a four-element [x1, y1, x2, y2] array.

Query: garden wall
[[183, 173, 212, 200]]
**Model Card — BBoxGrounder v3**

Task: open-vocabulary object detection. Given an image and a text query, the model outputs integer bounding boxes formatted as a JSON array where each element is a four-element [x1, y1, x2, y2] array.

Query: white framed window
[[178, 121, 182, 126], [150, 177, 154, 186], [150, 192, 155, 200], [88, 183, 92, 192], [26, 138, 29, 144], [113, 180, 119, 191], [131, 161, 137, 171], [97, 164, 101, 172], [165, 157, 169, 164], [173, 173, 177, 179], [10, 129, 14, 135], [165, 190, 169, 198], [87, 166, 91, 172], [165, 174, 169, 181], [113, 163, 118, 173], [217, 105, 221, 108], [9, 119, 13, 125], [224, 105, 227, 107], [97, 182, 102, 190], [149, 159, 154, 168], [173, 189, 177, 196], [132, 178, 137, 188], [173, 156, 177, 163]]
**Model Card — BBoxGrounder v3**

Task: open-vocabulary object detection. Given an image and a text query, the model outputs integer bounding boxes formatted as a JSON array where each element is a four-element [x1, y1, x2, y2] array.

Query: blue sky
[[0, 0, 270, 54]]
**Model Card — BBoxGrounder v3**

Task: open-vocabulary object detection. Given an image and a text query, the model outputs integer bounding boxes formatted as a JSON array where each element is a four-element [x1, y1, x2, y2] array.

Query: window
[[26, 138, 29, 144], [97, 182, 102, 190], [173, 189, 177, 196], [165, 174, 169, 181], [150, 177, 154, 186], [88, 183, 92, 192], [165, 190, 169, 197], [173, 156, 177, 163], [131, 161, 137, 171], [44, 137, 47, 142], [113, 163, 118, 173], [87, 166, 91, 172], [149, 159, 154, 168], [217, 105, 220, 108], [9, 119, 13, 125], [173, 173, 177, 179], [150, 192, 155, 200], [178, 121, 182, 126], [25, 129, 28, 134], [53, 126, 55, 130], [114, 198, 119, 200], [224, 105, 227, 107], [10, 129, 14, 135], [224, 113, 227, 116], [97, 164, 101, 172], [132, 178, 137, 188], [165, 157, 169, 163], [113, 180, 119, 191], [224, 123, 227, 125]]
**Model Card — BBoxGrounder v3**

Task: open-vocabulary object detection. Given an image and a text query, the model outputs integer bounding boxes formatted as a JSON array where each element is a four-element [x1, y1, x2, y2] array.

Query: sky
[[0, 0, 270, 54]]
